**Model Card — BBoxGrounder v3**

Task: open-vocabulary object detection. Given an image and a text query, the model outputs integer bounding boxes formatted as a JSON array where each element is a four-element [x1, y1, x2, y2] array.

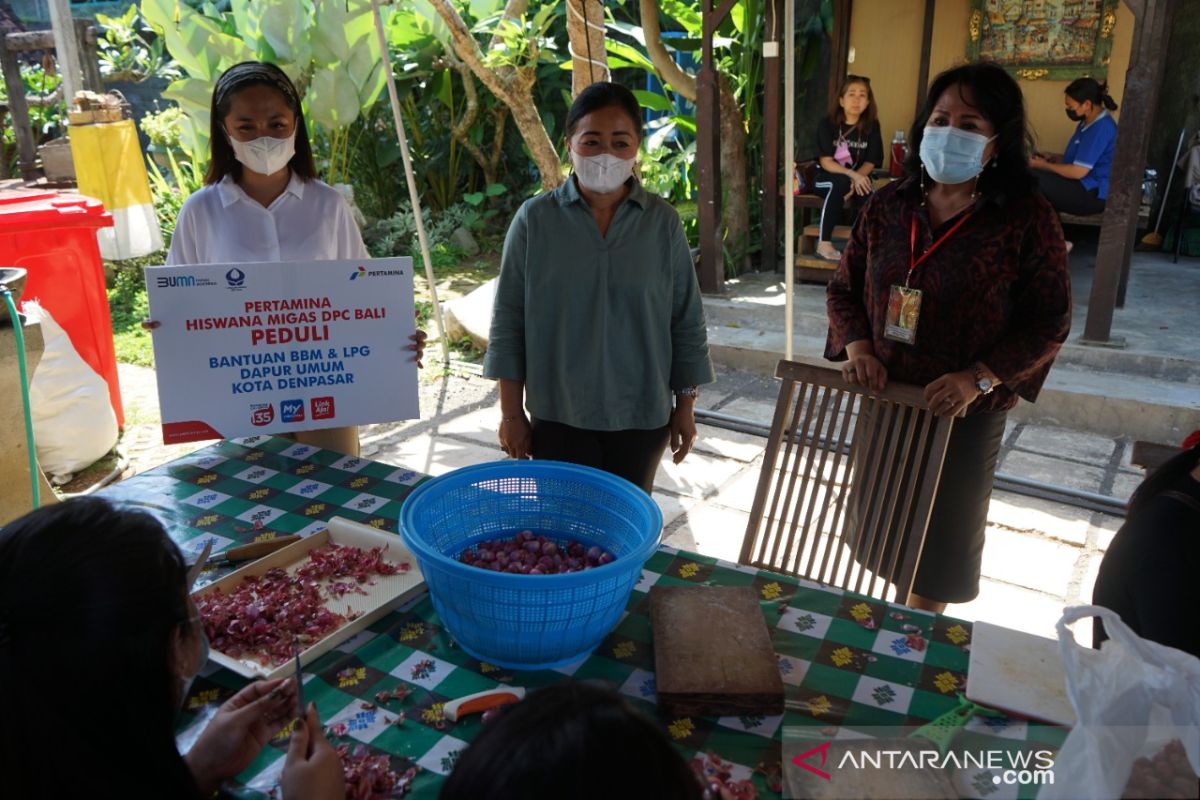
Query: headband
[[214, 62, 299, 109]]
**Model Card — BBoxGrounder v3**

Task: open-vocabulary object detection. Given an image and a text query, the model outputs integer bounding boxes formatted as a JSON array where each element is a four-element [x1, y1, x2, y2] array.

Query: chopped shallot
[[196, 544, 402, 667]]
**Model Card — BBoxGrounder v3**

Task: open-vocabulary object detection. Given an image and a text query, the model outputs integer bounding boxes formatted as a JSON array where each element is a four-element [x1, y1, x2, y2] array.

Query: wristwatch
[[675, 386, 699, 399], [973, 364, 995, 396]]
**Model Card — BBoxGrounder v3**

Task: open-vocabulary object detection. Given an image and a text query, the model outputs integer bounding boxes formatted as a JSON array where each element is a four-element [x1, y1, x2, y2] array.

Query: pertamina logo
[[311, 396, 335, 420], [349, 265, 404, 280], [250, 403, 274, 426], [280, 399, 305, 423]]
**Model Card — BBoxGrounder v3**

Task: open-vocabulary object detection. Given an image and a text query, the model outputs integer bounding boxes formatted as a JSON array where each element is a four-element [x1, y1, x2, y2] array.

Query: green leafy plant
[[462, 182, 507, 206], [363, 200, 486, 262], [0, 64, 65, 175], [95, 4, 181, 83], [106, 257, 161, 368]]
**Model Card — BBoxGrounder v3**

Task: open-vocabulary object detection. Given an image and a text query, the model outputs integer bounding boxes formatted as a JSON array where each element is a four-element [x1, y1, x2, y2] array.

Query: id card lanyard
[[884, 210, 974, 345]]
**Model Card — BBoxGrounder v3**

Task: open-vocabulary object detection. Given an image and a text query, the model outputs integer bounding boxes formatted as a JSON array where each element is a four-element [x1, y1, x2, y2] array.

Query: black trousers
[[849, 410, 1007, 604], [1037, 170, 1105, 215], [813, 167, 867, 242], [530, 417, 670, 495]]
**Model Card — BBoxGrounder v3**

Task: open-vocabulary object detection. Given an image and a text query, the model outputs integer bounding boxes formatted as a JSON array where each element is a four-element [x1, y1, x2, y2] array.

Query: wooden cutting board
[[965, 620, 1088, 726], [650, 585, 784, 717]]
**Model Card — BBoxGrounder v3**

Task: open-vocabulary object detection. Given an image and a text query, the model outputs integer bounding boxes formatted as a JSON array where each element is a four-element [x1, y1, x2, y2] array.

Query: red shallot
[[457, 532, 615, 575]]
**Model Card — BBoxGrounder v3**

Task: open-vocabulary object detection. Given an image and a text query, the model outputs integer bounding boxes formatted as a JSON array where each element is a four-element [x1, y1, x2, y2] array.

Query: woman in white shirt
[[157, 62, 423, 456]]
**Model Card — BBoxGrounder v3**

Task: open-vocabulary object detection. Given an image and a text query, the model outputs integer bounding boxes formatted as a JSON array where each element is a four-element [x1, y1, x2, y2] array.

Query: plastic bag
[[1041, 605, 1200, 800], [22, 301, 119, 479]]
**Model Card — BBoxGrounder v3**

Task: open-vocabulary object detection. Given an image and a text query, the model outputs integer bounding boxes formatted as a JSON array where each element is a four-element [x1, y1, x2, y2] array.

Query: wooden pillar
[[762, 0, 782, 272], [75, 21, 103, 93], [697, 0, 738, 294], [827, 0, 853, 102], [0, 35, 38, 180], [915, 0, 936, 121], [1083, 0, 1179, 345], [46, 0, 83, 105]]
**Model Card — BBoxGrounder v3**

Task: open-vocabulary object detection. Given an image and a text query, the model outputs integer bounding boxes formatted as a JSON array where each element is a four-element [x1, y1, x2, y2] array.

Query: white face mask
[[571, 152, 635, 194], [227, 131, 296, 176], [919, 126, 995, 185]]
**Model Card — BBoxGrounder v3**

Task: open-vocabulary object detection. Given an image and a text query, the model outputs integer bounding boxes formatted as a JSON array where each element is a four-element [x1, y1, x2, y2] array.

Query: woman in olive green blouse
[[483, 82, 714, 494]]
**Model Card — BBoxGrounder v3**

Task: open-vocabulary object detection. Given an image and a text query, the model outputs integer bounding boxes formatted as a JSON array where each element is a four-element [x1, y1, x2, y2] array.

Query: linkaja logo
[[349, 266, 368, 280], [792, 741, 833, 781], [280, 399, 305, 423], [311, 396, 335, 420], [250, 403, 274, 427], [226, 268, 246, 289]]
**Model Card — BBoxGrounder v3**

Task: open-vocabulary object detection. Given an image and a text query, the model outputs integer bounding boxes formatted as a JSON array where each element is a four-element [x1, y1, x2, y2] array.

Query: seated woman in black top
[[813, 75, 883, 261], [1092, 434, 1200, 657]]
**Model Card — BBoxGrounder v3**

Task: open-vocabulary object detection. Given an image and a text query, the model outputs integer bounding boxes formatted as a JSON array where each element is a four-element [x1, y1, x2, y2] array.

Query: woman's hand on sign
[[141, 318, 160, 331], [409, 327, 428, 369], [499, 413, 532, 460], [924, 370, 980, 417]]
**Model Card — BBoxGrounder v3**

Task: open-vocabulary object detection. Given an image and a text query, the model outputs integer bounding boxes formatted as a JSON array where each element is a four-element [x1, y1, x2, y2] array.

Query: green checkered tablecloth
[[98, 435, 1063, 799]]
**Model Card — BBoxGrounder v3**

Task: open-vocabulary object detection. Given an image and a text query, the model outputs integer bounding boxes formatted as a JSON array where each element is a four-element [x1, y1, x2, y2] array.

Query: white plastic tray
[[192, 516, 426, 680]]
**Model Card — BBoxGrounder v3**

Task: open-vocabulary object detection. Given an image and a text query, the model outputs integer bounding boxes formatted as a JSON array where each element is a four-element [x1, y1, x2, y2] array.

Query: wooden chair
[[739, 360, 958, 603]]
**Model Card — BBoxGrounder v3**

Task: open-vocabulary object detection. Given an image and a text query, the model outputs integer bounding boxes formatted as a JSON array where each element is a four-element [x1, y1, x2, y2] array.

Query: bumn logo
[[280, 399, 305, 423], [250, 403, 274, 426], [155, 275, 196, 288], [311, 396, 335, 420], [226, 268, 246, 288]]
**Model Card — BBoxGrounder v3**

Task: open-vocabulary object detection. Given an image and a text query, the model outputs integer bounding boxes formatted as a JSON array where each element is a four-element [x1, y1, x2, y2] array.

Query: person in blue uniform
[[1030, 78, 1118, 222]]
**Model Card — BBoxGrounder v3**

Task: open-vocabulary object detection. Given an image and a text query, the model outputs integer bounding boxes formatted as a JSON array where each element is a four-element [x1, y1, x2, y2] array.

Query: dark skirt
[[850, 410, 1007, 603]]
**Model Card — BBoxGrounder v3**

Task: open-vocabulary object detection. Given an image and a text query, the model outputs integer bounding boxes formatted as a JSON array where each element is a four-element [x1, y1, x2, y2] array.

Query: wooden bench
[[1130, 440, 1182, 474], [790, 174, 893, 282], [1060, 206, 1151, 228]]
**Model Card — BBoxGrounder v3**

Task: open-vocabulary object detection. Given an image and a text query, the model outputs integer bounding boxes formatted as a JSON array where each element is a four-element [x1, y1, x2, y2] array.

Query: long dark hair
[[439, 682, 703, 800], [564, 81, 645, 141], [904, 62, 1037, 199], [1066, 78, 1118, 112], [827, 75, 878, 132], [1129, 444, 1200, 515], [0, 498, 201, 798], [205, 61, 317, 185]]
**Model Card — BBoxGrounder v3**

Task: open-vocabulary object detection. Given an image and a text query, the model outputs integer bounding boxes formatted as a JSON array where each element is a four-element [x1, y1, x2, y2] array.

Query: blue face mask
[[919, 126, 995, 185], [179, 616, 210, 708]]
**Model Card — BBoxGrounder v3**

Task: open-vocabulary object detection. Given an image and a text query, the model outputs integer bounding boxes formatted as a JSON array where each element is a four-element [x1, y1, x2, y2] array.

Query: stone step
[[703, 321, 1200, 443]]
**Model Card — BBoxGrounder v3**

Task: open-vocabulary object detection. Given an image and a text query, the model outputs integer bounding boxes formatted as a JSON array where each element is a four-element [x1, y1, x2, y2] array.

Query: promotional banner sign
[[146, 258, 418, 443]]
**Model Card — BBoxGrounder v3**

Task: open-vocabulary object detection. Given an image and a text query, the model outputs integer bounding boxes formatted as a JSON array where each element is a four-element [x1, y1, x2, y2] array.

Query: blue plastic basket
[[399, 461, 663, 670]]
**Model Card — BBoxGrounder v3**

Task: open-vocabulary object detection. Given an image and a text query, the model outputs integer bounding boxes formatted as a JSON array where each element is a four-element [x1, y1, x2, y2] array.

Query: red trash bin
[[0, 191, 123, 426]]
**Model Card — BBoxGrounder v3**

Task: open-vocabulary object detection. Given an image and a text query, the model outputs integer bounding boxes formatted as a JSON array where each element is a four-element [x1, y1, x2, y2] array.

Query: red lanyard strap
[[908, 210, 974, 286]]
